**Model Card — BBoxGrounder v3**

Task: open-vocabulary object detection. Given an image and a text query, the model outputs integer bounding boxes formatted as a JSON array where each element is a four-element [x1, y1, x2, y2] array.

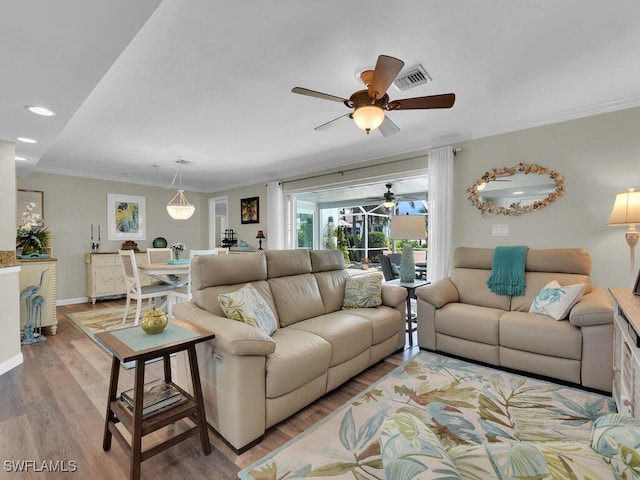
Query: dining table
[[138, 262, 190, 287]]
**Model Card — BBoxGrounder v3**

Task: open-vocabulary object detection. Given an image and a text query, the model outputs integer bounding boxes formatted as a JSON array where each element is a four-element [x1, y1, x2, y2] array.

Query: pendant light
[[167, 159, 195, 220]]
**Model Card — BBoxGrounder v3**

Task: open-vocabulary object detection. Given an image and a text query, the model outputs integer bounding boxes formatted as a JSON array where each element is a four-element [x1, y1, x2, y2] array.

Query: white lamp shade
[[389, 215, 427, 240], [352, 105, 385, 132], [167, 190, 195, 220], [607, 188, 640, 226]]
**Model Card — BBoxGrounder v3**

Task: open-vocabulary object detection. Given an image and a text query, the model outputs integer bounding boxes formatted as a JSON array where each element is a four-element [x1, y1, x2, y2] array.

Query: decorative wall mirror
[[467, 163, 565, 215]]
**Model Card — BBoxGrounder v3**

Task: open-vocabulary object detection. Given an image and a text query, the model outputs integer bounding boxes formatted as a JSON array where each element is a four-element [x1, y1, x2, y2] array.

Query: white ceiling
[[4, 0, 640, 194]]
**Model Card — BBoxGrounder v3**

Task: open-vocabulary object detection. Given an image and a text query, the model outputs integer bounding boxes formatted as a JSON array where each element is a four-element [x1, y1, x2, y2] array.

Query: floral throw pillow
[[342, 274, 382, 309], [529, 280, 585, 320], [218, 283, 277, 336]]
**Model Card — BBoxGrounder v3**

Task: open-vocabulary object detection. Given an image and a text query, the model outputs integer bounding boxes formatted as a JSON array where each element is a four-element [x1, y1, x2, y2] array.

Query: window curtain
[[266, 181, 285, 250], [427, 146, 454, 283]]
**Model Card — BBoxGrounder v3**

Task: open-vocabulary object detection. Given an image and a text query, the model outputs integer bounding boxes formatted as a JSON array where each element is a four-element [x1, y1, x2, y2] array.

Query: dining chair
[[147, 247, 173, 264], [119, 249, 173, 325], [167, 248, 218, 316]]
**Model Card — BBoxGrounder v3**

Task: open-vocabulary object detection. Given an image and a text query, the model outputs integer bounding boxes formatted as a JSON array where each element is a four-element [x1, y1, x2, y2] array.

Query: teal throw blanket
[[486, 246, 529, 296]]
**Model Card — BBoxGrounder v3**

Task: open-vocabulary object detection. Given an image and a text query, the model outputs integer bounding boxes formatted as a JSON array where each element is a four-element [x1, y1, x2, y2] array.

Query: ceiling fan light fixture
[[167, 189, 195, 220], [352, 104, 385, 133], [382, 182, 396, 208]]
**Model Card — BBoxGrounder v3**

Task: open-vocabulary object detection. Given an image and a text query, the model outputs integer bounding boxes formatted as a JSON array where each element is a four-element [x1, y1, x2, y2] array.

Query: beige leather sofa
[[415, 247, 613, 392], [172, 249, 407, 452]]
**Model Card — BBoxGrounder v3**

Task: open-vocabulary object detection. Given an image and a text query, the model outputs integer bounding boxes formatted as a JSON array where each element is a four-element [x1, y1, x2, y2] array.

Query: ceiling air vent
[[392, 64, 432, 92]]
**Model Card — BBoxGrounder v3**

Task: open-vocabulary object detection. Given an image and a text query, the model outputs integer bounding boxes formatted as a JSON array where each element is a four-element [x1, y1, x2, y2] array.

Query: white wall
[[0, 140, 22, 375], [453, 107, 640, 288], [17, 173, 210, 302]]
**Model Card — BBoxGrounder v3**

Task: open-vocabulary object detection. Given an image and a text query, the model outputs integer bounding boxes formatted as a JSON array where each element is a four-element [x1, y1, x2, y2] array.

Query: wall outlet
[[492, 224, 509, 236]]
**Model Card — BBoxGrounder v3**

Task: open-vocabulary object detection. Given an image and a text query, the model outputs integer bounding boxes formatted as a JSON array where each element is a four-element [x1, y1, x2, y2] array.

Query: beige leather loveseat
[[173, 249, 406, 451], [415, 247, 613, 392]]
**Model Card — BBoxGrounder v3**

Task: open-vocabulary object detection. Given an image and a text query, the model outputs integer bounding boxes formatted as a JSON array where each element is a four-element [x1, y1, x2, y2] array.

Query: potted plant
[[171, 242, 186, 260], [361, 257, 371, 269]]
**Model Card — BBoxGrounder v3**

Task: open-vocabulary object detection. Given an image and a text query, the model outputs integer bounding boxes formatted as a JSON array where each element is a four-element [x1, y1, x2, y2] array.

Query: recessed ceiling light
[[513, 191, 524, 195], [17, 137, 37, 144], [15, 156, 27, 161], [25, 105, 56, 116]]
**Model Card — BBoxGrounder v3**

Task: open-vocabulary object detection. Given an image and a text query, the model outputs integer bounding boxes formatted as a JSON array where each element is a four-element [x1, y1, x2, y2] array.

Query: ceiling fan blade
[[314, 114, 351, 131], [378, 115, 400, 137], [291, 87, 348, 103], [388, 93, 456, 110], [368, 55, 405, 99]]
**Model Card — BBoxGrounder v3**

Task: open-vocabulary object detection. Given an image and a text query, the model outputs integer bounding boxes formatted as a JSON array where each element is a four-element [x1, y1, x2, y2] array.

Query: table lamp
[[256, 230, 266, 250], [389, 215, 427, 282], [607, 187, 640, 282]]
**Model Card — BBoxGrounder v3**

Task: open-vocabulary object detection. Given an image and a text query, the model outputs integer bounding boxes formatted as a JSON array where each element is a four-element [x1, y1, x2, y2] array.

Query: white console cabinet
[[86, 252, 151, 304], [610, 288, 640, 416]]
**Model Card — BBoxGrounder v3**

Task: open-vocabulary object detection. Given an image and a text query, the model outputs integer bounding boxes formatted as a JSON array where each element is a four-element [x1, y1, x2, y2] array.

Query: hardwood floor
[[0, 300, 419, 479]]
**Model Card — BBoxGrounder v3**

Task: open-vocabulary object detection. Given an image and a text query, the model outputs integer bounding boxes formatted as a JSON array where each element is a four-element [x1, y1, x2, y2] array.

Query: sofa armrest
[[381, 284, 408, 308], [569, 286, 613, 327], [415, 278, 459, 308], [173, 302, 276, 356]]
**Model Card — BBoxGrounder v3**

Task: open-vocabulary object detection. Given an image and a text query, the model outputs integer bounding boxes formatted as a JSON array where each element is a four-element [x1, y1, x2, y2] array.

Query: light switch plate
[[492, 224, 509, 236]]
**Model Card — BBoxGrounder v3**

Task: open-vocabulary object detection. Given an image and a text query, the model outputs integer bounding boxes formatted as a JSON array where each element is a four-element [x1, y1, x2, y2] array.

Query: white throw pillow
[[529, 280, 585, 320], [218, 283, 277, 335]]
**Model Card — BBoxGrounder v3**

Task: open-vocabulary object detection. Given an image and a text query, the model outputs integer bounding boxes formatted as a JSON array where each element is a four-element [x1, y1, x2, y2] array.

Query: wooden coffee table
[[95, 318, 214, 480]]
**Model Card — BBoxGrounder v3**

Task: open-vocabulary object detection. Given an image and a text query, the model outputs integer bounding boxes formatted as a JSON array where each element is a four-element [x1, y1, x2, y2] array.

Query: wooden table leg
[[130, 359, 146, 480], [187, 345, 211, 455], [103, 355, 121, 451], [163, 353, 172, 384]]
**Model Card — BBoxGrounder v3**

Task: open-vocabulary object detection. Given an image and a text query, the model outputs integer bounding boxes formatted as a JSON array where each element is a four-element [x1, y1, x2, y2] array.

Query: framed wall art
[[17, 189, 44, 226], [241, 196, 259, 224], [107, 193, 146, 241]]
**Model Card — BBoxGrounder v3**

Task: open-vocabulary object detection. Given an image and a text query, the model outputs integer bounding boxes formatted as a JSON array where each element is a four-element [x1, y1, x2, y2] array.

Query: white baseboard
[[0, 353, 23, 377], [57, 297, 89, 306]]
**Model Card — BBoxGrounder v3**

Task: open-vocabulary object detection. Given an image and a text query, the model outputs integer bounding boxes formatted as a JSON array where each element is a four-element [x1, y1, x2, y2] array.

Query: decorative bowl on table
[[140, 306, 168, 334]]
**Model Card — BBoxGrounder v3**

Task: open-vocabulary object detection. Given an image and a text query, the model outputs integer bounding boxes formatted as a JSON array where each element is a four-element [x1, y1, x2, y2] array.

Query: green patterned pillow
[[342, 274, 383, 309], [380, 412, 462, 480], [218, 283, 277, 336], [591, 413, 640, 479], [529, 280, 585, 320]]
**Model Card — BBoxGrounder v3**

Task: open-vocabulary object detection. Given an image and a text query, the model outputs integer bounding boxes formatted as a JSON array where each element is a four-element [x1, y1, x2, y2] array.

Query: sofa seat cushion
[[435, 303, 503, 345], [265, 328, 332, 398], [500, 311, 582, 360], [288, 312, 372, 367], [348, 305, 402, 345]]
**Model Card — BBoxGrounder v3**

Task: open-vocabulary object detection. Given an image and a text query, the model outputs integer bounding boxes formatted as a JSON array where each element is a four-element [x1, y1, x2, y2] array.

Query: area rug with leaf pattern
[[238, 351, 616, 480]]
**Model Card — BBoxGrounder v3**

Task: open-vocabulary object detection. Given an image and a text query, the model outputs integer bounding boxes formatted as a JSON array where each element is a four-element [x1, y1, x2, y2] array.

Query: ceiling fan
[[292, 54, 455, 137]]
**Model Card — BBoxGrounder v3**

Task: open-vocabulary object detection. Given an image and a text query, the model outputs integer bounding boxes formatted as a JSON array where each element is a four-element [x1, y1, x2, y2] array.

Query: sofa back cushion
[[310, 249, 345, 272], [314, 270, 350, 313], [265, 249, 312, 278], [268, 274, 326, 327], [452, 247, 593, 311], [191, 252, 267, 290]]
